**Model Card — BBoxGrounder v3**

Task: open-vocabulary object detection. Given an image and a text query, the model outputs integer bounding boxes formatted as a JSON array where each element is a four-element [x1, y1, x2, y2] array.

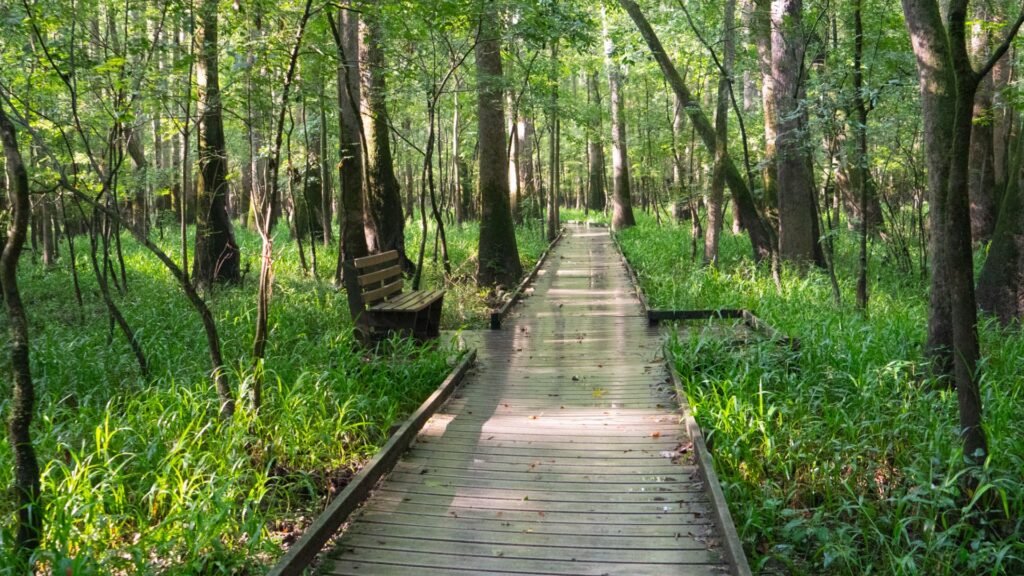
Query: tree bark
[[967, 3, 998, 242], [359, 2, 412, 271], [977, 127, 1024, 324], [771, 0, 823, 266], [547, 41, 561, 241], [900, 0, 1024, 468], [706, 0, 735, 266], [605, 18, 636, 231], [587, 71, 607, 212], [752, 0, 778, 221], [193, 0, 240, 285], [334, 8, 369, 287], [476, 0, 523, 287], [0, 101, 42, 570]]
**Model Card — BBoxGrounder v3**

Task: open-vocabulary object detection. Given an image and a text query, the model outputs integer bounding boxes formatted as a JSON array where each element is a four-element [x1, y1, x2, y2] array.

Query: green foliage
[[0, 226, 462, 572], [618, 215, 1024, 575]]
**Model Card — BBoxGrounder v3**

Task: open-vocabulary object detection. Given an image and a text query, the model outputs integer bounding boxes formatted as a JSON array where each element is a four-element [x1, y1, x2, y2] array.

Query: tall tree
[[901, 0, 1023, 468], [332, 7, 369, 288], [0, 100, 42, 572], [977, 127, 1024, 324], [706, 0, 736, 266], [751, 0, 779, 220], [547, 41, 561, 241], [193, 0, 241, 285], [605, 11, 636, 231], [359, 1, 412, 270], [586, 70, 606, 212], [771, 0, 823, 266], [476, 0, 523, 287], [966, 2, 999, 242]]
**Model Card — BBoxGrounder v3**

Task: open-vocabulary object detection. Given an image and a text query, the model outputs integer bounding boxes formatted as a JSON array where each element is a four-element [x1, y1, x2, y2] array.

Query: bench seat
[[369, 289, 444, 313], [342, 250, 445, 342]]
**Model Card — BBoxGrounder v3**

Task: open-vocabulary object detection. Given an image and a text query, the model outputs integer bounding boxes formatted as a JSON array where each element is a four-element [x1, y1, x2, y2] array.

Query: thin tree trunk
[[193, 0, 240, 286], [706, 0, 735, 266], [0, 101, 42, 570]]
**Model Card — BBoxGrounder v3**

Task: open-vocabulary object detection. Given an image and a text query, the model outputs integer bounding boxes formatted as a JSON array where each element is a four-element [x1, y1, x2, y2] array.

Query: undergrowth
[[618, 215, 1024, 575], [0, 217, 545, 573]]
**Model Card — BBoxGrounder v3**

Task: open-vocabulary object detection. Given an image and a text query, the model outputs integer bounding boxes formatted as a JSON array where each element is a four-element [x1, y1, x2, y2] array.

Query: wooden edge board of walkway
[[490, 227, 566, 329], [609, 226, 752, 576], [266, 349, 478, 576], [668, 364, 754, 576], [609, 228, 651, 315], [648, 308, 800, 350]]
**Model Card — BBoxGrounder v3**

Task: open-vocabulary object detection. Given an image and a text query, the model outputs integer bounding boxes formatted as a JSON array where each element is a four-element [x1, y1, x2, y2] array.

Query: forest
[[1, 0, 1023, 573]]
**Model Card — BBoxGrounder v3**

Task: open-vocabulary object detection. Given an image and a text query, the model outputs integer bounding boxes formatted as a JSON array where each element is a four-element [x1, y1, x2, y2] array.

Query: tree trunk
[[334, 8, 368, 286], [520, 117, 538, 219], [900, 0, 1024, 470], [706, 0, 735, 266], [587, 71, 607, 213], [753, 0, 778, 222], [0, 101, 42, 571], [193, 0, 240, 285], [547, 42, 561, 241], [359, 2, 412, 271], [476, 0, 523, 287], [967, 3, 998, 242], [772, 0, 822, 266], [977, 126, 1024, 324], [605, 19, 636, 231]]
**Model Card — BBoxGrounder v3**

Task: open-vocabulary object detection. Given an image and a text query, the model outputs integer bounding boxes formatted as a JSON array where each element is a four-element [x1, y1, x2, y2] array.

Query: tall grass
[[618, 215, 1024, 575], [0, 217, 546, 573]]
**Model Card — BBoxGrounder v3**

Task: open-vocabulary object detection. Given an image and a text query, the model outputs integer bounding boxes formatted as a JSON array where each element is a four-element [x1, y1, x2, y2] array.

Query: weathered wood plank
[[362, 278, 404, 305], [265, 351, 476, 576], [353, 250, 399, 269], [313, 224, 744, 576], [357, 264, 402, 287]]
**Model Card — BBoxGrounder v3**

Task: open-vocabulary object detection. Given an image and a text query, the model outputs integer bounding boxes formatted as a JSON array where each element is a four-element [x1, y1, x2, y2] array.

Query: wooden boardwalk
[[323, 225, 733, 575]]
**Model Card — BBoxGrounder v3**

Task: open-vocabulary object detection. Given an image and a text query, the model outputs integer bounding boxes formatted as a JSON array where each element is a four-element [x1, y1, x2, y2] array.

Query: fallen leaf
[[651, 431, 661, 438]]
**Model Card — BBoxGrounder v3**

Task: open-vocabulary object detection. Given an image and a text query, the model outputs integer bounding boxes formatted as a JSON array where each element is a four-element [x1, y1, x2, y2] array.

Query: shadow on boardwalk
[[323, 224, 731, 576]]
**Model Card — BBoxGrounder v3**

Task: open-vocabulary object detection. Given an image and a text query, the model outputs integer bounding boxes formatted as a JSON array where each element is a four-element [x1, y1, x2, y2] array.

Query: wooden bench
[[342, 250, 444, 342]]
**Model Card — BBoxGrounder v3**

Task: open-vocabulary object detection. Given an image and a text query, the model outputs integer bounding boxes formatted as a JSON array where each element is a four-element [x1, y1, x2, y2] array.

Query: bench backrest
[[349, 250, 403, 308]]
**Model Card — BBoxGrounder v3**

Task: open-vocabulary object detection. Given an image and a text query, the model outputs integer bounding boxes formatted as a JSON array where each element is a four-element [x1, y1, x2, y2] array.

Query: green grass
[[618, 214, 1024, 575], [0, 216, 547, 574]]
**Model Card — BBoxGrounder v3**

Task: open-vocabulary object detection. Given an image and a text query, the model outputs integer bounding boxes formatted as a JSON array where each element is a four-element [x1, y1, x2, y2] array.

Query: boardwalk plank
[[322, 225, 736, 576]]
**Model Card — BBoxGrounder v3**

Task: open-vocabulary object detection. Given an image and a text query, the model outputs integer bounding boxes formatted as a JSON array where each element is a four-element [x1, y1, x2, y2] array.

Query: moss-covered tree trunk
[[193, 0, 241, 286], [967, 2, 998, 242], [475, 0, 522, 288], [0, 101, 42, 571]]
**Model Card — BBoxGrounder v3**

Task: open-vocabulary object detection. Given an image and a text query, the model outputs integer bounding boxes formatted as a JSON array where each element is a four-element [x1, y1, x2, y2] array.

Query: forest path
[[323, 223, 732, 575]]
